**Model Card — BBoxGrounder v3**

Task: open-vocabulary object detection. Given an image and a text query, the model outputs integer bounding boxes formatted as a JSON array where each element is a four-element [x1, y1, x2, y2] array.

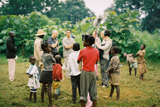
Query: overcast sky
[[60, 0, 114, 16]]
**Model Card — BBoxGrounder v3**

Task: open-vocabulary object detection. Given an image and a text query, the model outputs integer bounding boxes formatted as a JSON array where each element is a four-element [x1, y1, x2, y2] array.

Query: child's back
[[52, 63, 63, 81], [67, 50, 81, 76]]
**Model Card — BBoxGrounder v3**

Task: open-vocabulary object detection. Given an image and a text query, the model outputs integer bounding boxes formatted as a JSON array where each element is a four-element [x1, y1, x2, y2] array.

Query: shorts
[[52, 80, 61, 94], [30, 86, 37, 92], [130, 61, 138, 68], [80, 70, 98, 102]]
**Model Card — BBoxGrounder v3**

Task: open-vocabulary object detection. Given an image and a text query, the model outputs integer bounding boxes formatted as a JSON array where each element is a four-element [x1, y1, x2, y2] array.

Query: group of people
[[6, 28, 147, 107]]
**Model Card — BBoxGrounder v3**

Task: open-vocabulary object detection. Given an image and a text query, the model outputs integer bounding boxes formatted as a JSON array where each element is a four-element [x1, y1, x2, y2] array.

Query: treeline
[[0, 0, 95, 24]]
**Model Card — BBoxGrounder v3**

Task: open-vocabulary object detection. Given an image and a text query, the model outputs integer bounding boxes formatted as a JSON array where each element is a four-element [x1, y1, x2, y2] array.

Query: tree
[[105, 0, 160, 33], [63, 0, 95, 24]]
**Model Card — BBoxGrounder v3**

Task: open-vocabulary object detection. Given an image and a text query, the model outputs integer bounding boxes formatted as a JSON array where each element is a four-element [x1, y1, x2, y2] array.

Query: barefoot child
[[77, 34, 99, 107], [40, 42, 56, 107], [67, 43, 81, 104], [52, 55, 63, 100], [103, 46, 120, 100], [123, 53, 137, 76], [26, 55, 40, 103], [136, 44, 147, 80]]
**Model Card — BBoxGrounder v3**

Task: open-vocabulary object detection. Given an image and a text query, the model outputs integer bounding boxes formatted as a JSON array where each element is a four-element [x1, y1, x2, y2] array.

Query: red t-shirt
[[52, 64, 63, 80], [78, 47, 99, 71]]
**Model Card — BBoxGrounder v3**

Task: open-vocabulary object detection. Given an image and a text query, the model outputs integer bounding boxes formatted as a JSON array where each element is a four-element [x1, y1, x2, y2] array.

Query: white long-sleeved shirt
[[67, 51, 81, 76], [97, 38, 112, 60]]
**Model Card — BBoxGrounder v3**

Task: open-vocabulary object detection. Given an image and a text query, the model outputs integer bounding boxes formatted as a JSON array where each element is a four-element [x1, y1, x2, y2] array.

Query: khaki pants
[[8, 59, 16, 81], [64, 57, 70, 78]]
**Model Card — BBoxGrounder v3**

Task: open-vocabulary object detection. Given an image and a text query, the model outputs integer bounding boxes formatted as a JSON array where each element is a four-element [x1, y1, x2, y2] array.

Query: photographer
[[95, 30, 112, 87]]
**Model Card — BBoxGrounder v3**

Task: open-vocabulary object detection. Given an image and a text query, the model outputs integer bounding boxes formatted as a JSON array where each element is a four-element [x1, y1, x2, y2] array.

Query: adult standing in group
[[47, 30, 59, 53], [92, 30, 101, 80], [34, 29, 46, 77], [6, 31, 17, 81], [62, 30, 75, 78], [95, 30, 112, 87]]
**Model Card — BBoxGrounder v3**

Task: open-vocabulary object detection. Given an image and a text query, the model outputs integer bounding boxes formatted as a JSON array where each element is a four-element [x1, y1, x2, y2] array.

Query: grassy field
[[0, 59, 160, 107]]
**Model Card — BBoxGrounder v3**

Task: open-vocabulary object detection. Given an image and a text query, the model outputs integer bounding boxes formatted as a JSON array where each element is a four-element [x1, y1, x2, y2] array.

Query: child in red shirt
[[52, 55, 63, 100], [77, 34, 99, 107]]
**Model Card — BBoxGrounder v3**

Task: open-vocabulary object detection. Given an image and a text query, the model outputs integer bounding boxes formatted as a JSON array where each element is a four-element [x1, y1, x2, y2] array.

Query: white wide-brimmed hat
[[35, 29, 47, 36]]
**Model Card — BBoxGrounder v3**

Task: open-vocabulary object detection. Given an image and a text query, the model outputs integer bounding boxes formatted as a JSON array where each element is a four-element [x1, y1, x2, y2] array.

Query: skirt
[[40, 71, 53, 83], [111, 73, 120, 85], [138, 63, 147, 76]]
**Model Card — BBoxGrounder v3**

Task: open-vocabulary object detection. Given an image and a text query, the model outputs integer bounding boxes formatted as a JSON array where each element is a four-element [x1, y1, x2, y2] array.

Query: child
[[26, 55, 40, 103], [77, 34, 99, 107], [40, 42, 56, 107], [136, 44, 147, 80], [67, 43, 81, 104], [103, 46, 120, 100], [124, 53, 137, 76], [52, 55, 63, 100]]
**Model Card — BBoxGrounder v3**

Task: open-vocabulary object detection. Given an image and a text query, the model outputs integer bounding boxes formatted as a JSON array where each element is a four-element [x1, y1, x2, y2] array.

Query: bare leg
[[141, 74, 144, 80], [41, 83, 46, 103], [115, 85, 120, 100], [93, 100, 97, 107], [81, 100, 85, 107], [34, 92, 36, 103], [127, 61, 131, 75], [29, 92, 32, 102], [109, 84, 114, 97], [135, 68, 137, 76], [48, 83, 52, 107]]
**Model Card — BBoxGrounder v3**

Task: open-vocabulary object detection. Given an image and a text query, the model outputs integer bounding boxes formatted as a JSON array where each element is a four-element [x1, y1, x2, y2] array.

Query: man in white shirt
[[62, 30, 75, 78], [67, 43, 81, 104]]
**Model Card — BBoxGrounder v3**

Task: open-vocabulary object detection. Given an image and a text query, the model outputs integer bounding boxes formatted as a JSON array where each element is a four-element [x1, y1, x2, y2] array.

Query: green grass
[[0, 54, 29, 64], [0, 57, 160, 107]]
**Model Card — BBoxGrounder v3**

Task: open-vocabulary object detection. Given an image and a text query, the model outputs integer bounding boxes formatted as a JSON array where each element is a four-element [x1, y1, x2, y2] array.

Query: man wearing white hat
[[34, 29, 46, 77]]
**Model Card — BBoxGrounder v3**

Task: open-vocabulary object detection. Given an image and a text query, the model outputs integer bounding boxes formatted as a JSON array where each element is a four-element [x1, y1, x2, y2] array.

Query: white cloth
[[97, 38, 112, 60], [8, 59, 16, 81], [26, 65, 40, 89], [67, 51, 81, 76]]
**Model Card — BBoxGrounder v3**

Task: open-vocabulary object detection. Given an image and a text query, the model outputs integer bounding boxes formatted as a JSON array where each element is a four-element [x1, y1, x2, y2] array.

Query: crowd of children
[[24, 29, 147, 107]]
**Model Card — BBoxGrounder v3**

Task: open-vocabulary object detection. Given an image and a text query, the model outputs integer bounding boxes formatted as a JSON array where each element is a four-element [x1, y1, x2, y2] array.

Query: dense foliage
[[0, 11, 160, 61], [105, 0, 160, 33]]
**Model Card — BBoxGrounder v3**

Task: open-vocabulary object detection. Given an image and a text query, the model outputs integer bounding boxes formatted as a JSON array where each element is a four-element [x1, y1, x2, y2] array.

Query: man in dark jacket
[[6, 31, 17, 81]]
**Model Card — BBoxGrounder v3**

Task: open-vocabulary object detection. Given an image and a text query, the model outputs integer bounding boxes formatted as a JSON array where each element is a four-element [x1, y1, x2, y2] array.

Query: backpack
[[98, 44, 105, 59], [109, 41, 115, 55]]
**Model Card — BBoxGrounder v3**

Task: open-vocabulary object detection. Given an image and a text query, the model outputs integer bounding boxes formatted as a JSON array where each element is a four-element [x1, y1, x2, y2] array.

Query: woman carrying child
[[136, 44, 147, 80], [40, 42, 56, 107], [123, 53, 137, 76]]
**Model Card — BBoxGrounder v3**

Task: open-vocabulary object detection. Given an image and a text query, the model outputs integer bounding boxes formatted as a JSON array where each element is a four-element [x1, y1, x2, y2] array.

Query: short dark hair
[[9, 31, 14, 36], [112, 46, 119, 54], [41, 42, 49, 52], [142, 44, 146, 49], [73, 43, 80, 51], [66, 29, 71, 32], [84, 34, 95, 46], [52, 51, 60, 58], [29, 55, 35, 60], [104, 30, 111, 36], [55, 55, 62, 66]]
